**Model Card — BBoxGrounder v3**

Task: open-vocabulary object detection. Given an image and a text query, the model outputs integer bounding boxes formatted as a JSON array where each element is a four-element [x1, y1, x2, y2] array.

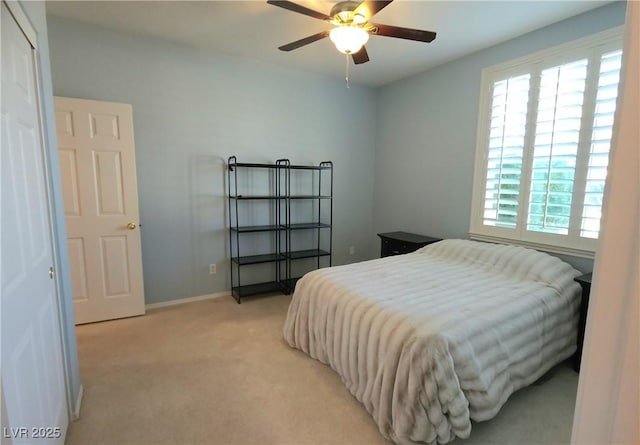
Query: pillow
[[418, 239, 580, 291]]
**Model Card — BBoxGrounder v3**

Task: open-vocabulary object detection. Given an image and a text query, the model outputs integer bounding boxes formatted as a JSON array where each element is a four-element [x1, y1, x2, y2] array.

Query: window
[[470, 28, 623, 257]]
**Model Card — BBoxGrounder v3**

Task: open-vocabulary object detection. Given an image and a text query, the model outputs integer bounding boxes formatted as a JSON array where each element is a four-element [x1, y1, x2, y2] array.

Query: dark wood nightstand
[[377, 232, 442, 257], [574, 273, 592, 372]]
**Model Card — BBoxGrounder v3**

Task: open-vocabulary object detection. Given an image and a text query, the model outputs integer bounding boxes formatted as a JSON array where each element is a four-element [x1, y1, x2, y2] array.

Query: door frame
[[3, 0, 76, 419]]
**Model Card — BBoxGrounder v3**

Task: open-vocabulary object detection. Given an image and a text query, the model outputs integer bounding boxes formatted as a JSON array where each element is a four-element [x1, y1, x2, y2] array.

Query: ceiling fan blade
[[267, 0, 332, 21], [278, 30, 330, 51], [370, 23, 437, 43], [354, 1, 393, 21], [352, 46, 370, 64]]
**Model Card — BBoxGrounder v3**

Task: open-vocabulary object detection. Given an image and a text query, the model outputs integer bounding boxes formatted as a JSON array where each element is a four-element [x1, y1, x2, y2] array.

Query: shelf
[[230, 225, 286, 233], [229, 195, 285, 200], [286, 249, 331, 260], [287, 223, 331, 230], [288, 195, 332, 200], [287, 164, 332, 171], [232, 281, 286, 299], [229, 162, 280, 170], [232, 253, 286, 265]]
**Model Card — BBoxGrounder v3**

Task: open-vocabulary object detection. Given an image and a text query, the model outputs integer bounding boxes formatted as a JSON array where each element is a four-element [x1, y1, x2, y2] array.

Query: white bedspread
[[283, 239, 581, 444]]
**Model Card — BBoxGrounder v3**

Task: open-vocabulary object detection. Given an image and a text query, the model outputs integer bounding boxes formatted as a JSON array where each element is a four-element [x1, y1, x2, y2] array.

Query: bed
[[283, 239, 581, 445]]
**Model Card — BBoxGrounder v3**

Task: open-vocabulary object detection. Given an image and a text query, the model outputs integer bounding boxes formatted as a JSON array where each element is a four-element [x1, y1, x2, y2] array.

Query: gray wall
[[17, 0, 82, 417], [47, 16, 377, 305], [373, 2, 627, 273]]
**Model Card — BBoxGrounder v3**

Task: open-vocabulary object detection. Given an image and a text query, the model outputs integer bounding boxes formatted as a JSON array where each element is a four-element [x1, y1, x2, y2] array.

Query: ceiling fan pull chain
[[345, 53, 350, 89]]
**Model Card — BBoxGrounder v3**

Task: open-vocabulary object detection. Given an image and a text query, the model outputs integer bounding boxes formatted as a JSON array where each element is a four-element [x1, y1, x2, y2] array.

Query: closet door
[[1, 3, 68, 443]]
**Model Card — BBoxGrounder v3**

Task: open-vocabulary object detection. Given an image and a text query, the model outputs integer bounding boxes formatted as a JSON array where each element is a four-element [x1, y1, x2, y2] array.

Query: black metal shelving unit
[[227, 156, 287, 302], [227, 157, 332, 302], [283, 161, 333, 292]]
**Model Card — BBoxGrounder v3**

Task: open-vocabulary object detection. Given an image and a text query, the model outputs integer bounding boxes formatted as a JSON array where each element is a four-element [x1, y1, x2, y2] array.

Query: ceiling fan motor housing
[[330, 1, 363, 24]]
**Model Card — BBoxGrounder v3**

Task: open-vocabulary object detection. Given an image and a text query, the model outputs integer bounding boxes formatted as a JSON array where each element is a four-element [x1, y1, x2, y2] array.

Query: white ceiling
[[46, 0, 613, 87]]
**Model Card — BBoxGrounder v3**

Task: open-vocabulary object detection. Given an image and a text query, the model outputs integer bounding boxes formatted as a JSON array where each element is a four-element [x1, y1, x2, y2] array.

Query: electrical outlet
[[349, 246, 355, 255], [209, 264, 216, 274]]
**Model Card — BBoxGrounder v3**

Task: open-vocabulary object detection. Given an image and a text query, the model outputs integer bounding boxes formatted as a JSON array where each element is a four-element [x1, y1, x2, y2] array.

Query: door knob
[[127, 222, 137, 230]]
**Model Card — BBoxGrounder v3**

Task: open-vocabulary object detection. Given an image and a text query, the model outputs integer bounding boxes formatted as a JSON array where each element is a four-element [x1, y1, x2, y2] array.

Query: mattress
[[283, 239, 581, 444]]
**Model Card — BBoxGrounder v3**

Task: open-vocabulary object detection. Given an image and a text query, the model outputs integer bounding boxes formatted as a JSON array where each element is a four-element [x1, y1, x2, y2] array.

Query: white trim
[[31, 27, 77, 423], [145, 291, 230, 310], [72, 385, 83, 420]]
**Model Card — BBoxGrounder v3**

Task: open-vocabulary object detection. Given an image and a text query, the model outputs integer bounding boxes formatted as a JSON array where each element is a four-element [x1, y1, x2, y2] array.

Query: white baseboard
[[72, 384, 83, 420], [145, 291, 230, 310]]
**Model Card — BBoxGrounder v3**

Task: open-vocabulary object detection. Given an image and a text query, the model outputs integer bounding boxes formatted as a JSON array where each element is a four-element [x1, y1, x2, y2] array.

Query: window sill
[[468, 232, 596, 259]]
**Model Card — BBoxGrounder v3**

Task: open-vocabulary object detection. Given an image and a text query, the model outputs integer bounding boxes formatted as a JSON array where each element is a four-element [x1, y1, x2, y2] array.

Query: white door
[[1, 3, 69, 443], [54, 97, 145, 324]]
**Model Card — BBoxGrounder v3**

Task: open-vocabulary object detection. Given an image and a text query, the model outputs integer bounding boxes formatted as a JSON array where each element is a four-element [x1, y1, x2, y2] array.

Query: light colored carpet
[[67, 294, 578, 445]]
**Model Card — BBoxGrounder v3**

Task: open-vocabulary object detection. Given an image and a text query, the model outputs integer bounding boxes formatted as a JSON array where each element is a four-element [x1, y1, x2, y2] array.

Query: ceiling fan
[[267, 0, 437, 65]]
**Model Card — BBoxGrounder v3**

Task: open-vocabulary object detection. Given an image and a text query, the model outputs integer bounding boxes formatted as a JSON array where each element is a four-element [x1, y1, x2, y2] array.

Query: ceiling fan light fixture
[[329, 26, 369, 54], [353, 13, 367, 25]]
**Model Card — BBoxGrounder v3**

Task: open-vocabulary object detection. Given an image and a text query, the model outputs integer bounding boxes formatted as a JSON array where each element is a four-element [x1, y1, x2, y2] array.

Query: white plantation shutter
[[527, 59, 588, 235], [471, 29, 623, 256], [483, 74, 530, 228], [581, 49, 623, 238]]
